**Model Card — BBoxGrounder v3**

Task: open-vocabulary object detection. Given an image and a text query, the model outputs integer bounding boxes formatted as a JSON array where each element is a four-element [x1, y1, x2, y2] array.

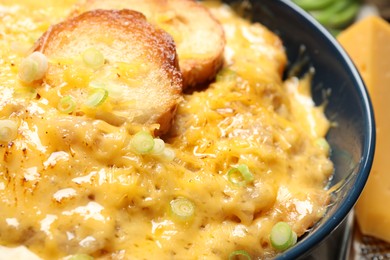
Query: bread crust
[[73, 0, 226, 89], [34, 9, 183, 135]]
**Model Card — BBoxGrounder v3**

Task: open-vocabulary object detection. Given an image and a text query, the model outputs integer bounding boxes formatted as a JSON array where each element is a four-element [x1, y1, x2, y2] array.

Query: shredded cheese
[[0, 1, 333, 259]]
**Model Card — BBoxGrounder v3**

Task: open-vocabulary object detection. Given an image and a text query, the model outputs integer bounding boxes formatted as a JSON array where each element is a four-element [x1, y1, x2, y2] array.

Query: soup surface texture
[[0, 0, 333, 259]]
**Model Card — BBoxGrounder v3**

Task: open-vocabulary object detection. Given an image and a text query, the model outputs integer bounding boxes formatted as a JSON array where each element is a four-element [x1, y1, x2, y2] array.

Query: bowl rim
[[270, 0, 376, 258]]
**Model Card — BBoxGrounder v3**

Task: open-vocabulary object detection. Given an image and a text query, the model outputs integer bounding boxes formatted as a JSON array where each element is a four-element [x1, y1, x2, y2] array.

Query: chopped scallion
[[82, 47, 105, 69], [216, 68, 237, 82], [227, 164, 254, 187], [85, 88, 108, 107], [131, 131, 155, 154], [228, 250, 251, 260], [18, 51, 48, 83], [170, 197, 195, 221], [18, 57, 38, 83], [161, 147, 175, 161], [270, 222, 297, 251], [151, 138, 165, 155], [0, 120, 18, 143], [58, 95, 76, 114], [316, 137, 330, 153]]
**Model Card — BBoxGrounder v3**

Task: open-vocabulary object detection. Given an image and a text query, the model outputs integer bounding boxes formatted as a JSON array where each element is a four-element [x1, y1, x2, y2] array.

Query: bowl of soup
[[237, 0, 375, 258], [0, 0, 375, 259]]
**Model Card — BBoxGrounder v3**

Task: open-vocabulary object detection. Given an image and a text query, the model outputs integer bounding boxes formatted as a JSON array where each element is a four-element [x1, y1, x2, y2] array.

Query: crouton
[[73, 0, 226, 88], [34, 9, 183, 135]]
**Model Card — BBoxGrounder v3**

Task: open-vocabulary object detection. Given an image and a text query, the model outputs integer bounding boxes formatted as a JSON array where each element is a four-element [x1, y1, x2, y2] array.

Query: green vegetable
[[324, 2, 360, 28], [0, 120, 18, 143], [151, 138, 166, 155], [270, 222, 297, 251], [315, 137, 330, 153], [18, 57, 38, 83], [228, 250, 252, 260], [130, 131, 155, 154], [170, 197, 195, 221], [58, 95, 76, 114], [292, 0, 362, 34], [161, 147, 175, 161], [85, 88, 108, 107], [82, 47, 105, 69], [18, 52, 48, 83], [216, 68, 237, 82], [19, 51, 48, 83], [227, 164, 254, 187], [292, 0, 336, 11], [311, 0, 357, 27]]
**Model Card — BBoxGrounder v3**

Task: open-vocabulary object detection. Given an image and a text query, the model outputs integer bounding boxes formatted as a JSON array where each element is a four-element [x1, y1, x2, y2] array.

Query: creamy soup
[[0, 1, 333, 259]]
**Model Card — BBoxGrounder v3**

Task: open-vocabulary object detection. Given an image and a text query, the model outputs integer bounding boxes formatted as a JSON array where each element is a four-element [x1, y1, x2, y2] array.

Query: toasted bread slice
[[34, 9, 183, 135], [73, 0, 226, 88]]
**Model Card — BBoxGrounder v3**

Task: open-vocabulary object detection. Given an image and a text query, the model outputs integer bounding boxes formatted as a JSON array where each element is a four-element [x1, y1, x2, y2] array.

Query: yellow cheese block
[[338, 16, 390, 242]]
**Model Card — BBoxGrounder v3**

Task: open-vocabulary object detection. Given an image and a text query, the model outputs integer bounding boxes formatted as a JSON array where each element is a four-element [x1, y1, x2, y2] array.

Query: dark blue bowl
[[223, 0, 376, 258]]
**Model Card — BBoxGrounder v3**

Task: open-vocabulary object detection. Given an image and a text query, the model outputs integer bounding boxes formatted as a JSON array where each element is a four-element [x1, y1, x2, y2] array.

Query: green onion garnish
[[19, 57, 38, 83], [151, 138, 165, 155], [69, 254, 94, 260], [82, 47, 105, 69], [131, 131, 155, 154], [216, 68, 237, 82], [18, 51, 48, 83], [227, 164, 254, 187], [316, 137, 330, 153], [170, 197, 195, 221], [161, 147, 175, 161], [85, 88, 108, 107], [58, 95, 76, 114], [270, 222, 297, 251], [0, 120, 18, 143], [228, 250, 251, 260]]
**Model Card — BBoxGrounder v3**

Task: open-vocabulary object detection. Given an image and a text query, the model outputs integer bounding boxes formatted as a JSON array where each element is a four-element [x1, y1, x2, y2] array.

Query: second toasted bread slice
[[34, 9, 183, 135], [74, 0, 226, 89]]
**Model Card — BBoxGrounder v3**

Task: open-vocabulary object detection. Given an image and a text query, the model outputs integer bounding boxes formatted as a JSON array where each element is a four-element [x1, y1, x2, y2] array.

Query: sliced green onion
[[131, 131, 155, 154], [227, 164, 254, 187], [270, 222, 297, 251], [161, 147, 175, 161], [58, 95, 76, 114], [69, 254, 94, 260], [85, 88, 108, 107], [228, 250, 251, 260], [19, 57, 38, 83], [315, 137, 330, 153], [216, 68, 237, 82], [89, 81, 106, 89], [18, 51, 48, 83], [170, 197, 195, 221], [0, 120, 18, 143], [14, 86, 38, 99], [291, 230, 298, 246], [82, 47, 105, 69], [151, 138, 165, 155]]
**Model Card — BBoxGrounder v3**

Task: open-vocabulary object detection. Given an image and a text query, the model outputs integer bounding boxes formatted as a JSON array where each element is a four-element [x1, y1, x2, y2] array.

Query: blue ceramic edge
[[272, 1, 376, 259]]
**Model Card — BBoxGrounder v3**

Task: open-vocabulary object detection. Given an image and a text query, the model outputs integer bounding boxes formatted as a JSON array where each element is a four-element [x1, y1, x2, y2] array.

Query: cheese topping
[[0, 0, 333, 259]]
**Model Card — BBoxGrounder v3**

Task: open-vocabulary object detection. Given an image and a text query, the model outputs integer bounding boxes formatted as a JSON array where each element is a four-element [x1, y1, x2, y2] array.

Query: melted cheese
[[0, 1, 333, 259], [338, 16, 390, 242]]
